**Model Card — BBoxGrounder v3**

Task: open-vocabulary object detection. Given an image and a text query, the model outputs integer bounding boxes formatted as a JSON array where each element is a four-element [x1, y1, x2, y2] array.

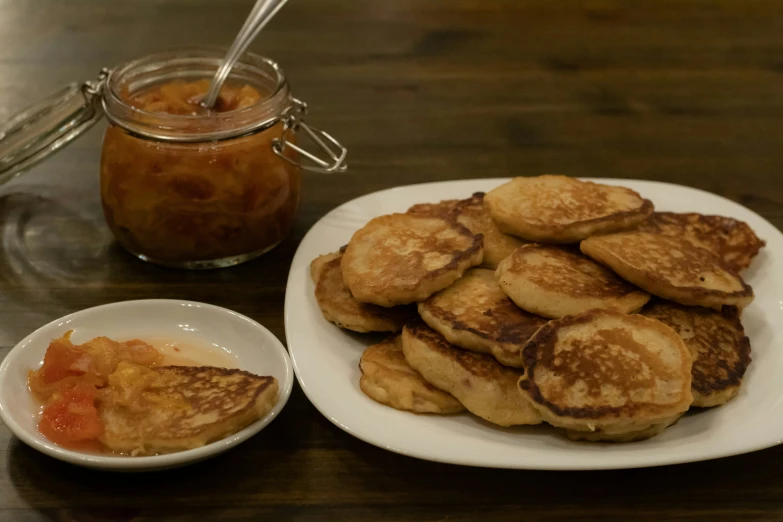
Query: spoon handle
[[202, 0, 289, 109]]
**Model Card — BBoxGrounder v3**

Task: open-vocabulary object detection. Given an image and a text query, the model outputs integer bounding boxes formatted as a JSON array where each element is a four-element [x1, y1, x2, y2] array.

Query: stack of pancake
[[310, 175, 764, 442]]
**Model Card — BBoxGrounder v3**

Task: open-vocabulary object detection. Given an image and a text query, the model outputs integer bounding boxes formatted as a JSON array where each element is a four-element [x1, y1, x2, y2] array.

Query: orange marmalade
[[100, 79, 301, 268], [29, 332, 162, 451], [125, 79, 262, 115]]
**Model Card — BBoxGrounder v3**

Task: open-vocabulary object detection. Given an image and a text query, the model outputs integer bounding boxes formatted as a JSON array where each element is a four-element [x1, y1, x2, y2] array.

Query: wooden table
[[1, 0, 782, 520]]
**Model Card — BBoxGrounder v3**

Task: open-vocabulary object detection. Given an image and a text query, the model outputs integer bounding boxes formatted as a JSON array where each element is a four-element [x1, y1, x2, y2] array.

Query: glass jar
[[0, 49, 346, 269]]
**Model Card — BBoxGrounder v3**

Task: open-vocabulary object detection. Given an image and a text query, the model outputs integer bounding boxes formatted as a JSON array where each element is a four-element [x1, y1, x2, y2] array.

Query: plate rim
[[285, 177, 783, 470], [0, 298, 294, 471]]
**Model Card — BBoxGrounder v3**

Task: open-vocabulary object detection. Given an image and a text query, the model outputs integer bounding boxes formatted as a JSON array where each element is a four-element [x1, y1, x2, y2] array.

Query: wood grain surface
[[1, 0, 782, 520]]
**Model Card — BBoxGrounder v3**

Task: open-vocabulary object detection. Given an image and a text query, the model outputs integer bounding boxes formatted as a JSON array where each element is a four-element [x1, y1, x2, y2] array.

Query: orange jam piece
[[38, 382, 104, 449]]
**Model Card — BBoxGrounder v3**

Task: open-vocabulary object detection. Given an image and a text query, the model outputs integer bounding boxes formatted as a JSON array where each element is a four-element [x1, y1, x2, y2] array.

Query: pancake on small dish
[[580, 232, 753, 310], [496, 244, 650, 319], [418, 268, 547, 368], [453, 193, 527, 268], [342, 213, 483, 306], [642, 300, 751, 407], [100, 363, 279, 455], [311, 252, 414, 333], [485, 175, 653, 243], [359, 335, 465, 414], [635, 212, 765, 272], [401, 320, 541, 427], [519, 309, 693, 442]]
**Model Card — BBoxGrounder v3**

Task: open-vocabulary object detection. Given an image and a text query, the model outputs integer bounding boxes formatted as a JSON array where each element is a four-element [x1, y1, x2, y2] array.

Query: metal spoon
[[201, 0, 289, 109]]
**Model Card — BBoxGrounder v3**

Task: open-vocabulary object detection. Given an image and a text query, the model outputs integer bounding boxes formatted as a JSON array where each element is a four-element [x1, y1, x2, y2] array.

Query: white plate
[[285, 178, 783, 470], [0, 299, 293, 471]]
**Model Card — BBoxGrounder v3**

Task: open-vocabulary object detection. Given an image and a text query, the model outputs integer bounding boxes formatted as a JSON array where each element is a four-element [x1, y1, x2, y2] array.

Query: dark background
[[1, 0, 782, 520]]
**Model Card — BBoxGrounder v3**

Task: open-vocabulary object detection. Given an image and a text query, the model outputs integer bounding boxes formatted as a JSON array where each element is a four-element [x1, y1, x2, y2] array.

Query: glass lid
[[0, 72, 106, 185]]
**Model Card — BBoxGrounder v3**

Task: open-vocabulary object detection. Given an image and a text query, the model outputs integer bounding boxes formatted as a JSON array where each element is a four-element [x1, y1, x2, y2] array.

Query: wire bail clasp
[[82, 67, 111, 101], [272, 98, 347, 173]]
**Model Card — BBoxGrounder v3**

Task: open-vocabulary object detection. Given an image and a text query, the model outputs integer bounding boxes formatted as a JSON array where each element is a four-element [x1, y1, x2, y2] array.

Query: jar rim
[[101, 48, 292, 143]]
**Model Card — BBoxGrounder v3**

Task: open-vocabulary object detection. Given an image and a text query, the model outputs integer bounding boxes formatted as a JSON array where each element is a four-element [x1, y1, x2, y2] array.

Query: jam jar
[[0, 49, 346, 269]]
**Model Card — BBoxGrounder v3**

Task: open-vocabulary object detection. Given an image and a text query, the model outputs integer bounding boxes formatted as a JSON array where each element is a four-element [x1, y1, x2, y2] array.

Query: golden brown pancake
[[581, 232, 754, 310], [407, 193, 523, 268], [311, 252, 414, 332], [359, 335, 465, 413], [496, 244, 650, 319], [635, 212, 765, 272], [401, 320, 541, 427], [100, 363, 278, 455], [310, 251, 341, 283], [519, 309, 693, 442], [418, 268, 547, 368], [342, 213, 483, 306], [406, 199, 461, 219], [453, 193, 527, 268], [642, 300, 751, 407], [485, 175, 654, 243]]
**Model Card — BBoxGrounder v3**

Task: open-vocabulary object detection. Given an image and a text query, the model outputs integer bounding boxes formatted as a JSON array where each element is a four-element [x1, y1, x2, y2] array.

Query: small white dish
[[0, 299, 293, 471], [285, 178, 783, 470]]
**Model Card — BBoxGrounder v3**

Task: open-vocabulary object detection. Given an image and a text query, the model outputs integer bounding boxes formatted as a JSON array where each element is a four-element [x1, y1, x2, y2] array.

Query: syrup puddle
[[145, 337, 239, 368]]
